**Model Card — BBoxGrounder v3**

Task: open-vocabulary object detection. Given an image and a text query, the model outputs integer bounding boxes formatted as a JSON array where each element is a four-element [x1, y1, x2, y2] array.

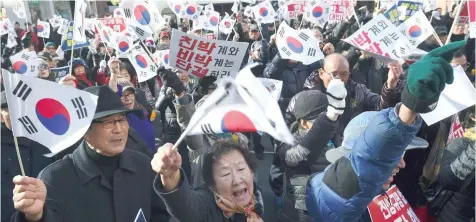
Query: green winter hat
[[401, 40, 467, 113]]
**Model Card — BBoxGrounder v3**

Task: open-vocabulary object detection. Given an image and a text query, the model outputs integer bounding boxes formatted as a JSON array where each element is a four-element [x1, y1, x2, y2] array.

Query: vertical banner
[[469, 0, 476, 38], [367, 185, 420, 222]]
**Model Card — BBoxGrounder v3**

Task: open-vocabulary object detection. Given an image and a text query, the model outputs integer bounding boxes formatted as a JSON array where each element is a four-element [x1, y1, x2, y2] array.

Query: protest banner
[[397, 1, 423, 21], [168, 29, 248, 79], [468, 0, 476, 38], [286, 3, 304, 19], [258, 78, 283, 102], [458, 1, 469, 25], [447, 114, 465, 145], [383, 4, 400, 26], [322, 0, 355, 22], [343, 14, 411, 63], [95, 18, 126, 32], [51, 66, 70, 82], [61, 21, 90, 51], [368, 185, 420, 222], [421, 66, 476, 126]]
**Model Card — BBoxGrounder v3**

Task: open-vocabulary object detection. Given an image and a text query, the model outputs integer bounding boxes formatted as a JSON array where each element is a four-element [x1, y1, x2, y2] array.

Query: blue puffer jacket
[[305, 105, 422, 222]]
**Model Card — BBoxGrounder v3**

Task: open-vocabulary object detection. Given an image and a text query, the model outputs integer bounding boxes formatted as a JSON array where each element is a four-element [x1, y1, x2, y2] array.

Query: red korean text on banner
[[469, 0, 476, 23], [447, 114, 465, 145], [458, 2, 469, 24], [95, 18, 126, 33], [349, 30, 391, 58], [323, 0, 355, 22], [176, 35, 217, 78], [287, 4, 304, 19], [367, 185, 420, 222], [204, 33, 216, 40]]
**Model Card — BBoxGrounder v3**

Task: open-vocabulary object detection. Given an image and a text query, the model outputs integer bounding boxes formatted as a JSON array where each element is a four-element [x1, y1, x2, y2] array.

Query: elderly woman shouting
[[152, 140, 264, 222]]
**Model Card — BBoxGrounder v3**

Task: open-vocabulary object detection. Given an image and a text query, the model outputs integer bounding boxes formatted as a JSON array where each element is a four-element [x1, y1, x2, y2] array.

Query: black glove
[[157, 69, 184, 95], [197, 76, 217, 96]]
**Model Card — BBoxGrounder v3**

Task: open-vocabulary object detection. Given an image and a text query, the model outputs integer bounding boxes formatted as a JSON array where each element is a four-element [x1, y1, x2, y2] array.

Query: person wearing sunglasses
[[37, 52, 55, 81]]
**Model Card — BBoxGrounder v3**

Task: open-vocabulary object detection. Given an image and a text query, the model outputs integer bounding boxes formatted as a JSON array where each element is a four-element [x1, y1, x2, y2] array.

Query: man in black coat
[[10, 86, 169, 222]]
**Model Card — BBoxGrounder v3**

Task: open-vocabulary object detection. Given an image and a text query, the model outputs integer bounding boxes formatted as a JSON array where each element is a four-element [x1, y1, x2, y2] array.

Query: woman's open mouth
[[233, 188, 248, 202]]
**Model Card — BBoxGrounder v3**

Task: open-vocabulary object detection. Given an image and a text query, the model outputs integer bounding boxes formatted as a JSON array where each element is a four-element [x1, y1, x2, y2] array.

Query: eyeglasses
[[39, 63, 49, 70], [120, 92, 134, 101], [93, 116, 128, 129], [321, 68, 350, 80]]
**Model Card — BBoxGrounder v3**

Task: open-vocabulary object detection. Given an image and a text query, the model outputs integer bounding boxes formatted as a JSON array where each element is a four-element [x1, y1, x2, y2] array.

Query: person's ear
[[300, 119, 308, 129], [318, 68, 325, 80]]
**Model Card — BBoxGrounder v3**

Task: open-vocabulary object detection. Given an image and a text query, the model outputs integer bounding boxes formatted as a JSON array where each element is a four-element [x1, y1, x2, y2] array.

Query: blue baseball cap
[[325, 111, 429, 163]]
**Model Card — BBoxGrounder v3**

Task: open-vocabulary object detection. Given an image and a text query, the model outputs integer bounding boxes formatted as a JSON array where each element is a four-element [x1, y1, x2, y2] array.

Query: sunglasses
[[39, 63, 49, 70]]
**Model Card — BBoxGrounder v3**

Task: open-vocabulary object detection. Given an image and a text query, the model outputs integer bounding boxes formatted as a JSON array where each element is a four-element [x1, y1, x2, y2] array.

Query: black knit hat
[[294, 90, 329, 121]]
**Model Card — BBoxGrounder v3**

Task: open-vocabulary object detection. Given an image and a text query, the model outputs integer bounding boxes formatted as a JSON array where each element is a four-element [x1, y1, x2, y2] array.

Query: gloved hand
[[197, 76, 217, 96], [158, 69, 184, 96], [326, 79, 347, 120], [98, 60, 107, 72], [401, 40, 466, 113]]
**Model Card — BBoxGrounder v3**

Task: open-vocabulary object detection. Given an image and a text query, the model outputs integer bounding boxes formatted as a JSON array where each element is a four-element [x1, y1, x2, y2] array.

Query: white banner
[[169, 29, 249, 79], [421, 66, 476, 126], [343, 14, 412, 64]]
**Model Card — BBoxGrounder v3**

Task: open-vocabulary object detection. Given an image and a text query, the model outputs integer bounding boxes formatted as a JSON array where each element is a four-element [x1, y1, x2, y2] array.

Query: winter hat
[[434, 26, 448, 36], [293, 90, 328, 121], [37, 51, 52, 62], [44, 42, 56, 48], [69, 58, 88, 69], [325, 111, 429, 163]]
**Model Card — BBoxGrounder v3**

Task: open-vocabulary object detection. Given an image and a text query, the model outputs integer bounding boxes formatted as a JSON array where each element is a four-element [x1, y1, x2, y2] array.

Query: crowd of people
[[0, 1, 475, 222]]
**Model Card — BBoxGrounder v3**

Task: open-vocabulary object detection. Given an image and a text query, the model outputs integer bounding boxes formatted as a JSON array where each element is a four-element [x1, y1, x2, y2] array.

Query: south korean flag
[[153, 50, 171, 69], [2, 70, 98, 155], [120, 0, 153, 34], [252, 0, 277, 24], [276, 21, 324, 65], [0, 18, 13, 36], [113, 33, 134, 58], [304, 0, 331, 28], [128, 42, 158, 83], [49, 15, 63, 28], [36, 20, 51, 38], [6, 31, 18, 48], [398, 10, 434, 49], [10, 51, 41, 77], [13, 2, 27, 19]]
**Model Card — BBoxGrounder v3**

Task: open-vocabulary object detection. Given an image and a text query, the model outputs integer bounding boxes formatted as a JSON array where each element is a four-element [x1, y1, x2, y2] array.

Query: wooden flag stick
[[13, 136, 26, 176], [445, 0, 466, 45]]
